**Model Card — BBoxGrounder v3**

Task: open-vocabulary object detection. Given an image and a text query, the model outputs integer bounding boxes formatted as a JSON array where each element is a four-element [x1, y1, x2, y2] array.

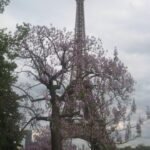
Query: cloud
[[0, 13, 18, 30]]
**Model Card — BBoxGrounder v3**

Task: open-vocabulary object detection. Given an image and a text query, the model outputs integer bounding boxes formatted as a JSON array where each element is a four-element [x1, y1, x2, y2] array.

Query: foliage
[[0, 0, 10, 13], [0, 29, 22, 150]]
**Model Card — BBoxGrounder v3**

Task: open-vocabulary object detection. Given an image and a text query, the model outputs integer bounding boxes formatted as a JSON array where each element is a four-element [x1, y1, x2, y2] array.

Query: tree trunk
[[50, 102, 62, 150], [49, 84, 62, 150]]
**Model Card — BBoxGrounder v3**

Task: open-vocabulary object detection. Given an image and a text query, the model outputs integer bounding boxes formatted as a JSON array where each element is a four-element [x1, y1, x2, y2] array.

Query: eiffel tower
[[74, 0, 86, 80], [64, 1, 117, 148], [75, 0, 85, 48], [68, 0, 89, 117]]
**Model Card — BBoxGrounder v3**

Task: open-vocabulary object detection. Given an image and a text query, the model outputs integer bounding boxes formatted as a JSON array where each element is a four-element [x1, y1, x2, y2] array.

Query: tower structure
[[74, 0, 86, 79], [75, 0, 85, 48]]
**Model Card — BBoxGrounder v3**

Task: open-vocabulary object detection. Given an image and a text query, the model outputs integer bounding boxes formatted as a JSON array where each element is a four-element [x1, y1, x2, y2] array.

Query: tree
[[0, 0, 10, 13], [14, 24, 137, 150], [0, 29, 23, 150], [14, 24, 75, 150], [74, 50, 137, 149]]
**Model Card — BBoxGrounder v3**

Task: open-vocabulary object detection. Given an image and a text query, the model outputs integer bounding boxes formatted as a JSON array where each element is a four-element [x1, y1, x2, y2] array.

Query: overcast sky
[[1, 0, 150, 147]]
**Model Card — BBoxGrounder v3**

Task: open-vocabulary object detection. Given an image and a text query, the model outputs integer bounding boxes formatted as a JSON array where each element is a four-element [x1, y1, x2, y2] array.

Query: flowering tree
[[61, 46, 138, 150], [14, 24, 138, 150], [14, 24, 78, 150]]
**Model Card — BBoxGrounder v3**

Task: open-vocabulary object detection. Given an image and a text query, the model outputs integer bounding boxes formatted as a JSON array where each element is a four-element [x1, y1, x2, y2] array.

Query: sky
[[0, 0, 150, 147]]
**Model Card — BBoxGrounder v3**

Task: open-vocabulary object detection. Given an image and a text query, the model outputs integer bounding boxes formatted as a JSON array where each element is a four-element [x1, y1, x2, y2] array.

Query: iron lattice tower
[[75, 0, 85, 48], [74, 0, 86, 79]]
